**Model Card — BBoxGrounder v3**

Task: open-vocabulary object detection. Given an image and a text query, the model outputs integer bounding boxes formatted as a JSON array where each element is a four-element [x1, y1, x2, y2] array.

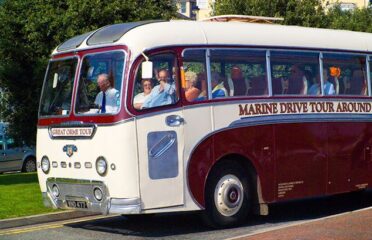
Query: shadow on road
[[65, 190, 372, 238]]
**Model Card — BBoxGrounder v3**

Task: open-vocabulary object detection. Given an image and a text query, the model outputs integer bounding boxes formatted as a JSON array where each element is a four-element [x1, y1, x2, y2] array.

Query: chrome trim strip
[[367, 55, 371, 97], [109, 198, 141, 214]]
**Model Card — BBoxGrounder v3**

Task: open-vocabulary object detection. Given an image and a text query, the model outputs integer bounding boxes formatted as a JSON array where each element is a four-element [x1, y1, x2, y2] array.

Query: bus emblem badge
[[63, 145, 77, 157]]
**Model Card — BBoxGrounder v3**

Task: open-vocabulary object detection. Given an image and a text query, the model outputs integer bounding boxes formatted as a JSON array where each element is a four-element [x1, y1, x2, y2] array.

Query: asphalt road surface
[[1, 190, 371, 240]]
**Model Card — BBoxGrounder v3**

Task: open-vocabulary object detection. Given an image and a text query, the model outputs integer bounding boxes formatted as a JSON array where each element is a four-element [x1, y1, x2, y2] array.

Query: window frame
[[73, 49, 127, 117], [130, 50, 182, 112], [38, 56, 80, 119], [321, 51, 369, 97]]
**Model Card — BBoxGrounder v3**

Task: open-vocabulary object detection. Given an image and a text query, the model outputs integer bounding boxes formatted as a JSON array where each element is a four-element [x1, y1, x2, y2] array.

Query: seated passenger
[[287, 65, 307, 95], [308, 69, 335, 95], [142, 69, 175, 108], [133, 78, 153, 109], [349, 69, 367, 95], [226, 66, 248, 96], [184, 71, 201, 102], [197, 72, 207, 98], [94, 73, 120, 114], [211, 72, 227, 98], [195, 72, 227, 101], [323, 68, 336, 95]]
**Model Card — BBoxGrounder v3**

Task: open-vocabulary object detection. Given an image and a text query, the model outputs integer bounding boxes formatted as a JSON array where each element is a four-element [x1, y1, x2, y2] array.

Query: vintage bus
[[37, 19, 372, 227]]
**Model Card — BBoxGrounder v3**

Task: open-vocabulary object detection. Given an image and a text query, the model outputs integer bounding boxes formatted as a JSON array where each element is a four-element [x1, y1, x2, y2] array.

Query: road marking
[[225, 206, 372, 240], [0, 214, 116, 236]]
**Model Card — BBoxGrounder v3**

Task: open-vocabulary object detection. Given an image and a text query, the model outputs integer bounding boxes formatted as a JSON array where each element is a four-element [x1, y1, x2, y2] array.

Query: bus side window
[[182, 50, 208, 102], [323, 53, 368, 96], [271, 51, 320, 96], [209, 49, 267, 97], [133, 52, 179, 110]]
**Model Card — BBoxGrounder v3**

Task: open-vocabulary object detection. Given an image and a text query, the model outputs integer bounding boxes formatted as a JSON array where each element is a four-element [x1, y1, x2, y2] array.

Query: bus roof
[[53, 20, 372, 60]]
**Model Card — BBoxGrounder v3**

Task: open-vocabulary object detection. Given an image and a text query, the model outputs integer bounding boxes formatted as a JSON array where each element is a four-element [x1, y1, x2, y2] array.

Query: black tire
[[203, 162, 251, 228], [22, 157, 36, 172]]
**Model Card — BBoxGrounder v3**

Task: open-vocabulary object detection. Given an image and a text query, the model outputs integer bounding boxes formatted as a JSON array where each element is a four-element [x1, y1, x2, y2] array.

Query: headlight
[[96, 157, 107, 176], [41, 156, 50, 174], [93, 187, 103, 201], [52, 184, 60, 198]]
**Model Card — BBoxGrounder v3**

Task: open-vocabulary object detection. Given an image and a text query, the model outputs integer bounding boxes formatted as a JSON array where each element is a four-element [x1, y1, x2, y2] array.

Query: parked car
[[0, 123, 36, 173]]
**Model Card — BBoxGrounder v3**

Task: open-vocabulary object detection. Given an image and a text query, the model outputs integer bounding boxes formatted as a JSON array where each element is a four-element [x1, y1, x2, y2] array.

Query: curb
[[0, 211, 99, 230]]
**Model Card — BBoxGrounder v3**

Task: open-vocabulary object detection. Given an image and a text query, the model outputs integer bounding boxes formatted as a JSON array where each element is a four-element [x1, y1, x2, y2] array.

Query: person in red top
[[185, 71, 201, 102]]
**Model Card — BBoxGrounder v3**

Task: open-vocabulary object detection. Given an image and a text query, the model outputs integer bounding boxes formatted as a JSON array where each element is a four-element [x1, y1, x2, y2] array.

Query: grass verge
[[0, 172, 59, 219]]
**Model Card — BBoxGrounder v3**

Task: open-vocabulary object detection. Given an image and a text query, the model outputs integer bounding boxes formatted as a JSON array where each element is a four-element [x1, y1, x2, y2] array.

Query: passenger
[[227, 66, 248, 96], [133, 78, 153, 109], [184, 71, 201, 102], [142, 69, 175, 108], [94, 73, 120, 114], [211, 72, 227, 98], [308, 69, 335, 95], [287, 65, 307, 94], [195, 72, 227, 101], [197, 72, 207, 98]]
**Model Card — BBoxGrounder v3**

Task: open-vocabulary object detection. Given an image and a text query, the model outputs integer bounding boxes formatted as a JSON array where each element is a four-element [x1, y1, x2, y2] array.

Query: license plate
[[66, 200, 87, 209]]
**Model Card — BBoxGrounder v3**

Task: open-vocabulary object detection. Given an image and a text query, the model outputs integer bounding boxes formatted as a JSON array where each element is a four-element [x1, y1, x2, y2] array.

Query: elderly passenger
[[185, 71, 201, 102]]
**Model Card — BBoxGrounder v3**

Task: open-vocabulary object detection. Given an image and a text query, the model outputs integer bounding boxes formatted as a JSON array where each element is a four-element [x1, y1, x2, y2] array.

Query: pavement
[[0, 211, 98, 230], [231, 207, 372, 240]]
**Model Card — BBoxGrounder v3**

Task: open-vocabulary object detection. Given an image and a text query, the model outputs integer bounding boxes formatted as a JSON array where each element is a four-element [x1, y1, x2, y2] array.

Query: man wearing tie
[[94, 73, 120, 114]]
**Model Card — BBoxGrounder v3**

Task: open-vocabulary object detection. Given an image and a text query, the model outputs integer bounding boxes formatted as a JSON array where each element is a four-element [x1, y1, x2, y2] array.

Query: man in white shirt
[[94, 74, 120, 114]]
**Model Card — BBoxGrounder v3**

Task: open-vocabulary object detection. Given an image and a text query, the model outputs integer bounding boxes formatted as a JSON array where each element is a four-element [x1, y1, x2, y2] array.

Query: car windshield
[[39, 58, 77, 116]]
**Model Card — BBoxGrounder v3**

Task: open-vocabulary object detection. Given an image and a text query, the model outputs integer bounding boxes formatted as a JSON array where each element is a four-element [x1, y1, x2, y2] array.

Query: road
[[0, 190, 371, 240]]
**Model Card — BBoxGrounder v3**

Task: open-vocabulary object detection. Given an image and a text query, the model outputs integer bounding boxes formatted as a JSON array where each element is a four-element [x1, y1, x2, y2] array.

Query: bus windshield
[[75, 51, 125, 115], [39, 58, 77, 116]]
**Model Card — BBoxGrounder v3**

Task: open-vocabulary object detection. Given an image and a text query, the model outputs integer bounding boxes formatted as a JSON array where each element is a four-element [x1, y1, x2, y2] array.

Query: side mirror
[[141, 61, 153, 79]]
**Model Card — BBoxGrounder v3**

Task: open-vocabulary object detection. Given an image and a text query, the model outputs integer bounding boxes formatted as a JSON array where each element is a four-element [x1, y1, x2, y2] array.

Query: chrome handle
[[166, 115, 184, 127], [149, 134, 176, 158]]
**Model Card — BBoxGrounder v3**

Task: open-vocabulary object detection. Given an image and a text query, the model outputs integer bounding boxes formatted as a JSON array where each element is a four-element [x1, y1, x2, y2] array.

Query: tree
[[0, 0, 176, 144], [213, 0, 327, 28], [326, 5, 372, 33]]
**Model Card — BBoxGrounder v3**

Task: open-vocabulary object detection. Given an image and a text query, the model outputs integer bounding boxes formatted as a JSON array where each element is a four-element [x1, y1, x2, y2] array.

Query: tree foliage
[[0, 0, 176, 144], [213, 0, 372, 32]]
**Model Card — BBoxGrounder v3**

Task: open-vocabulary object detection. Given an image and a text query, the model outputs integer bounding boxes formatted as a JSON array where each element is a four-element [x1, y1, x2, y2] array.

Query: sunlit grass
[[0, 172, 59, 219]]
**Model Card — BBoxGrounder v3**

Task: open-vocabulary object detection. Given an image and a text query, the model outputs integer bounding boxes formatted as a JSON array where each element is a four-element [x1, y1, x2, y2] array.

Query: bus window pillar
[[266, 50, 273, 96], [319, 52, 325, 96], [206, 49, 212, 100], [367, 55, 371, 96]]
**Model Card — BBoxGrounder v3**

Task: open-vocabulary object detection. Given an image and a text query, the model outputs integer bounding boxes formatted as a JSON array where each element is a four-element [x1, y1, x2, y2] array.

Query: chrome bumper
[[43, 178, 141, 215]]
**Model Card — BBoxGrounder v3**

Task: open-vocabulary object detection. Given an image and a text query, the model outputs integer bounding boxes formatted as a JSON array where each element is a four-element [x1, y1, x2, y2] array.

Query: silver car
[[0, 124, 36, 173]]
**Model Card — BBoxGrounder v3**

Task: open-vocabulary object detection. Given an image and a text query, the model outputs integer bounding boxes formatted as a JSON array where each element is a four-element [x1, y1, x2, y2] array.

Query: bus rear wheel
[[204, 163, 251, 228]]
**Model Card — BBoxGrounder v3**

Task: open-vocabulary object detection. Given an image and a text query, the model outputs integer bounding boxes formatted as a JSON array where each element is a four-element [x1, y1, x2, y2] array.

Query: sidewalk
[[0, 211, 98, 230], [235, 207, 372, 240]]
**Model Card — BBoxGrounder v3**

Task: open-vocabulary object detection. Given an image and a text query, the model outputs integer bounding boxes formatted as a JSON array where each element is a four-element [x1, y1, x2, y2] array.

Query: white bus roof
[[52, 20, 372, 60]]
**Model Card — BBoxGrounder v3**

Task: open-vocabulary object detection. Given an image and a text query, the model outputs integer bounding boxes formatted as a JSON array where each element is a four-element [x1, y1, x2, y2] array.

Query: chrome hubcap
[[214, 174, 244, 217]]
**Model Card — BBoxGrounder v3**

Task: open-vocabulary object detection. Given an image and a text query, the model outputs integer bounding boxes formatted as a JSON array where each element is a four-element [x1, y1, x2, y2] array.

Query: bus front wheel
[[203, 163, 251, 228]]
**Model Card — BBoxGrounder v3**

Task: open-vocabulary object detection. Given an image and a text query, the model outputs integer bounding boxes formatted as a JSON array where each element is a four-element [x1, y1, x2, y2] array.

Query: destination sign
[[49, 127, 95, 138]]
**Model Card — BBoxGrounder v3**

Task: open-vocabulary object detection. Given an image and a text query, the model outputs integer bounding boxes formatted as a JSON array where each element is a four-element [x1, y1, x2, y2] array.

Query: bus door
[[136, 53, 185, 210]]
